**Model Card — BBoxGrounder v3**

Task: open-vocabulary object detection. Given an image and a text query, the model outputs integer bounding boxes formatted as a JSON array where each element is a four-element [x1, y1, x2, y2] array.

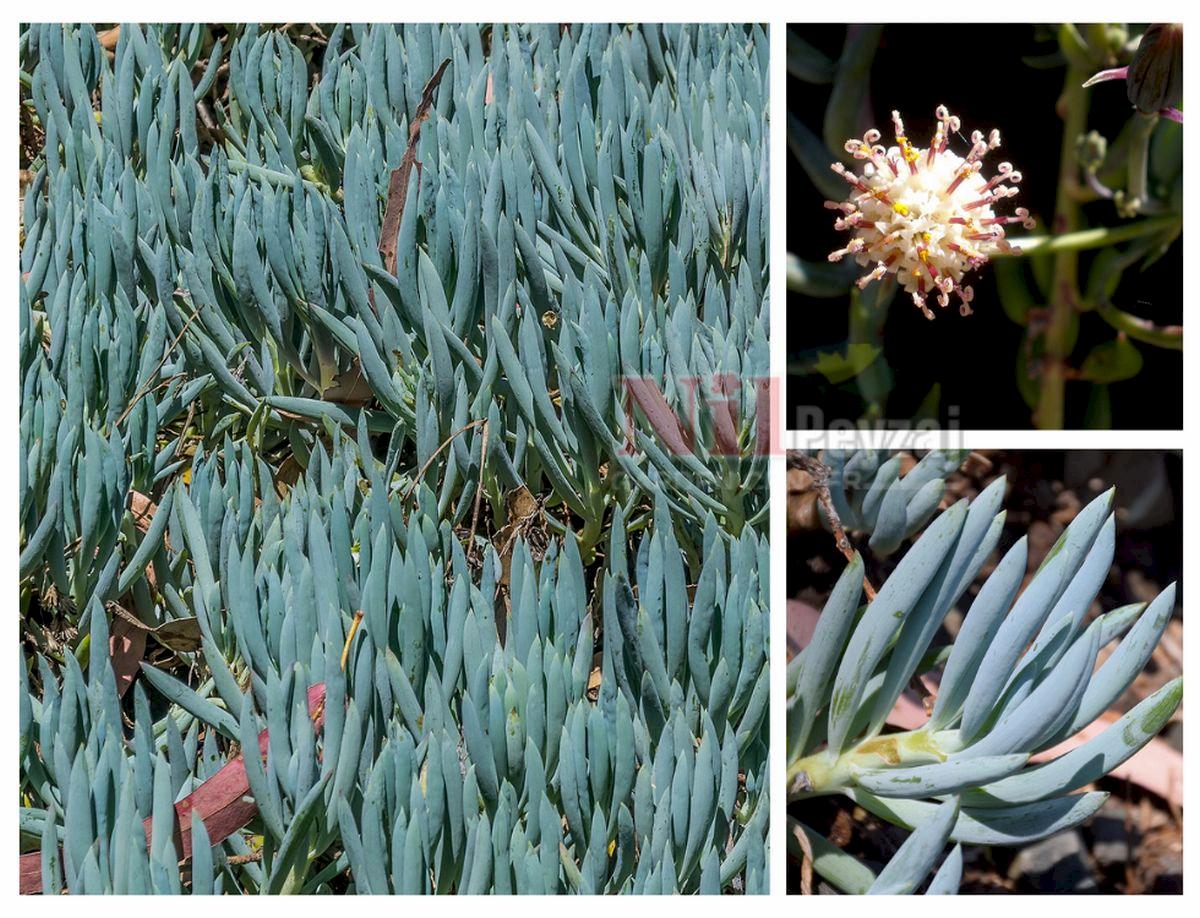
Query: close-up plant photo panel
[[16, 22, 770, 895], [787, 23, 1182, 430], [786, 449, 1183, 894]]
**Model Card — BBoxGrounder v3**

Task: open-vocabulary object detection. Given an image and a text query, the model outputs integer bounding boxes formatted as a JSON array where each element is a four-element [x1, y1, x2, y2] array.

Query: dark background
[[786, 24, 1183, 430], [787, 449, 1184, 605]]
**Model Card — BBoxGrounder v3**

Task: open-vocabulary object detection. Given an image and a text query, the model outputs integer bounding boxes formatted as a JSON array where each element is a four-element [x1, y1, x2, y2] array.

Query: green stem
[[1095, 301, 1183, 349], [1034, 31, 1094, 430], [1127, 110, 1159, 212], [1003, 214, 1179, 256], [787, 817, 876, 894], [720, 460, 746, 537], [787, 726, 959, 800]]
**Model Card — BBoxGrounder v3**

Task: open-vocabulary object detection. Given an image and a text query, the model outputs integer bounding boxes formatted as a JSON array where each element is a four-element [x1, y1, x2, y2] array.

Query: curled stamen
[[983, 163, 1022, 191], [828, 238, 865, 262], [935, 105, 960, 153], [824, 200, 857, 214], [857, 264, 889, 288], [965, 133, 990, 165], [934, 276, 955, 309], [980, 207, 1033, 229], [928, 119, 946, 166], [964, 186, 1019, 210], [831, 161, 877, 199], [957, 284, 975, 316], [846, 129, 887, 172], [912, 289, 934, 320], [891, 110, 920, 174], [946, 161, 982, 195]]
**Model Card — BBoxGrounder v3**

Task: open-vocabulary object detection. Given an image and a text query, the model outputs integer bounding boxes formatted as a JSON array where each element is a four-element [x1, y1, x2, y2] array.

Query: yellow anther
[[892, 202, 910, 216]]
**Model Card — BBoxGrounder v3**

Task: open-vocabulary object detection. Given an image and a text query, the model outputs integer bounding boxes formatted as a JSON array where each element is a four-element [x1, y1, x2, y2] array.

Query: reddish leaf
[[621, 377, 694, 457]]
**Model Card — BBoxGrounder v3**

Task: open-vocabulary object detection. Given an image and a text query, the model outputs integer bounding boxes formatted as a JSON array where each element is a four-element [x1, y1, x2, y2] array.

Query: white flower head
[[826, 106, 1034, 319]]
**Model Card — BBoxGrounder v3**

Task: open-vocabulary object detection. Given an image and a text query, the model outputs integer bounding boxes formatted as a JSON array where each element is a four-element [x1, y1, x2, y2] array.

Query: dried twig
[[789, 452, 876, 601], [379, 58, 450, 276], [399, 419, 485, 506], [115, 298, 202, 428], [340, 610, 363, 672], [225, 851, 263, 867], [788, 818, 815, 895]]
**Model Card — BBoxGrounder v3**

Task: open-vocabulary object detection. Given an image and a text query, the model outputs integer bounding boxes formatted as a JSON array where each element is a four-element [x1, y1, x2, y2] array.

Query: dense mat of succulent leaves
[[18, 23, 769, 894], [787, 450, 1181, 894], [816, 448, 968, 556]]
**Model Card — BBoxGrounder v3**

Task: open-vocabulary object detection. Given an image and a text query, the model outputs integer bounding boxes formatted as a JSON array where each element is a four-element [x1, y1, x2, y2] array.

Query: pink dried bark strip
[[20, 682, 327, 894]]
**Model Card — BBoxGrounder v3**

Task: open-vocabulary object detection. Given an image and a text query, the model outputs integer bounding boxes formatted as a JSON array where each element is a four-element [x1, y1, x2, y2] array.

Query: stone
[[1086, 800, 1136, 870], [1007, 830, 1099, 893]]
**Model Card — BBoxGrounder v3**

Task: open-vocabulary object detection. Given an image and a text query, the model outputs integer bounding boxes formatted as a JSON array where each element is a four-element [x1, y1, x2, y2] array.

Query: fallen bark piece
[[19, 682, 327, 894]]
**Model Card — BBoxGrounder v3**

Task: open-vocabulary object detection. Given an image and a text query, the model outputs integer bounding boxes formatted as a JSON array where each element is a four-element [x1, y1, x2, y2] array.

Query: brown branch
[[115, 298, 202, 428], [378, 58, 451, 276], [340, 610, 363, 672], [399, 419, 485, 506], [225, 851, 263, 866], [787, 817, 815, 896], [21, 683, 328, 893], [788, 452, 876, 601]]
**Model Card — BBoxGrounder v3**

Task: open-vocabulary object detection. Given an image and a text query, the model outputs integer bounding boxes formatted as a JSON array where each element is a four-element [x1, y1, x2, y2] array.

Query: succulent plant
[[19, 22, 769, 895], [23, 433, 769, 894], [815, 448, 968, 556], [787, 455, 1181, 894]]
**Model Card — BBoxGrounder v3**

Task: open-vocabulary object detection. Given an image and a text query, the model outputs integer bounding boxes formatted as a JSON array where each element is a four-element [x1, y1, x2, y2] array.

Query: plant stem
[[787, 726, 958, 800], [1096, 301, 1183, 349], [1003, 213, 1179, 256], [1127, 110, 1159, 211], [1034, 34, 1094, 430]]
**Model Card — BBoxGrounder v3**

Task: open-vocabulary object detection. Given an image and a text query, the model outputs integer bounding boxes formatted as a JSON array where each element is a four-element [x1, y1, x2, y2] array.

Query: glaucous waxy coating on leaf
[[789, 452, 1182, 895], [18, 21, 771, 895]]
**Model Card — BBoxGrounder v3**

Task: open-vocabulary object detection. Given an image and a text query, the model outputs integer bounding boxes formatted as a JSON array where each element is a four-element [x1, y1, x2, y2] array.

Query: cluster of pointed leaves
[[789, 468, 1181, 894], [818, 449, 968, 556], [22, 429, 769, 893], [19, 22, 768, 587], [19, 23, 769, 895]]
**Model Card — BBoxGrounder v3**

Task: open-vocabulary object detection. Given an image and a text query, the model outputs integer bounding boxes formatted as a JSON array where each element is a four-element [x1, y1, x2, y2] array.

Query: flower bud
[[1127, 24, 1182, 115]]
